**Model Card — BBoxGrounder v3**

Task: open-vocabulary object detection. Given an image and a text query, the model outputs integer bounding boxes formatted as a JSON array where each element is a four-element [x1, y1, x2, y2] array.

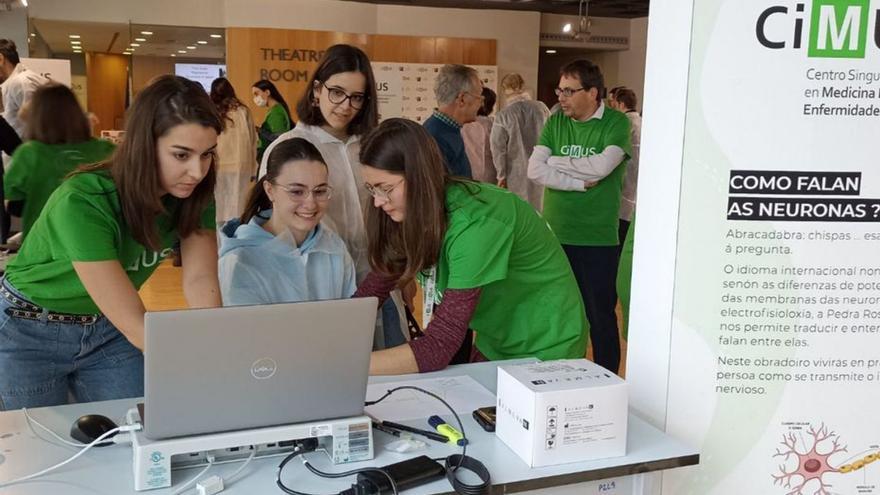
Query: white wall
[[27, 0, 539, 91], [0, 7, 30, 58], [224, 0, 377, 34], [616, 17, 648, 109], [28, 0, 223, 27]]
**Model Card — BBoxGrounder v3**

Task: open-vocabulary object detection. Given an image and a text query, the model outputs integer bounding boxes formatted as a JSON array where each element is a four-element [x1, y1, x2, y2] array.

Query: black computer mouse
[[70, 414, 118, 446]]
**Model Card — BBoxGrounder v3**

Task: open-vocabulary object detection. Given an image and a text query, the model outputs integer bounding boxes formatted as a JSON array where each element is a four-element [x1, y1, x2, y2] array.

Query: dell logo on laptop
[[251, 358, 278, 379]]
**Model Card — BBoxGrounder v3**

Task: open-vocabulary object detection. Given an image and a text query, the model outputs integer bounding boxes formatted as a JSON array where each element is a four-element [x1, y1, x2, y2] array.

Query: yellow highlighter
[[428, 415, 468, 446]]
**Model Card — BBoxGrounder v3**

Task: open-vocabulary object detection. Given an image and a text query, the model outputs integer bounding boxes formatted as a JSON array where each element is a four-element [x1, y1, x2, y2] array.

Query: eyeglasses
[[463, 91, 485, 102], [322, 82, 367, 109], [364, 178, 404, 201], [554, 87, 587, 98], [271, 182, 333, 202]]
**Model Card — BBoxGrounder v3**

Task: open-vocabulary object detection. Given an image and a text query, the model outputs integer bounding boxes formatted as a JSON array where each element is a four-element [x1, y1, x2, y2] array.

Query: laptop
[[142, 297, 378, 440]]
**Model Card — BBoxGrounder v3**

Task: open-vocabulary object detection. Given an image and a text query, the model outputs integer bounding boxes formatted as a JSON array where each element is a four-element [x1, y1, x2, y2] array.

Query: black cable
[[276, 447, 399, 495], [366, 386, 490, 495], [303, 454, 399, 494], [277, 385, 490, 495]]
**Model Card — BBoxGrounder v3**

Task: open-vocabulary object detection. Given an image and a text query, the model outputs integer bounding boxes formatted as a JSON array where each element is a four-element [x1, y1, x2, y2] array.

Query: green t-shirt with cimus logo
[[539, 106, 632, 246], [420, 182, 587, 362], [6, 170, 216, 315]]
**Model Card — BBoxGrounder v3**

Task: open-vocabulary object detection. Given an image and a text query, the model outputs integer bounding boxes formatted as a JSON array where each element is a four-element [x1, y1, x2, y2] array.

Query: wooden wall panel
[[226, 27, 496, 123], [86, 52, 129, 134]]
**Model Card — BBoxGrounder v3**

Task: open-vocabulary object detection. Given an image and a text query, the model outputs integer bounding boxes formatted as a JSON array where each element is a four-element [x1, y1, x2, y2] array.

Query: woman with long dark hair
[[211, 77, 257, 223], [218, 137, 355, 305], [5, 83, 115, 238], [258, 44, 407, 347], [252, 79, 292, 161], [0, 75, 223, 408], [355, 119, 587, 375]]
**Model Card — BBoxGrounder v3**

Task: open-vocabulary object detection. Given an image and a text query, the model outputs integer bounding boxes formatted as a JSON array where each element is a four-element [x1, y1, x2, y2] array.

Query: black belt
[[0, 281, 99, 325]]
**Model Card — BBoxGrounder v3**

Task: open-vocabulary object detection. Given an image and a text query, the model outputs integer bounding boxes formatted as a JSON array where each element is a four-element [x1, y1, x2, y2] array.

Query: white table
[[0, 360, 698, 494]]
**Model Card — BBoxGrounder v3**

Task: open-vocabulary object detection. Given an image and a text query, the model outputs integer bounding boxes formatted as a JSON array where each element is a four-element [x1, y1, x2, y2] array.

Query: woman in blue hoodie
[[218, 138, 356, 305]]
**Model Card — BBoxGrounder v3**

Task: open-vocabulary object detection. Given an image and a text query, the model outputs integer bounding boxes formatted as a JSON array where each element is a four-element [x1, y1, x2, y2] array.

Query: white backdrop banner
[[629, 1, 880, 494], [371, 62, 497, 122], [21, 58, 71, 87]]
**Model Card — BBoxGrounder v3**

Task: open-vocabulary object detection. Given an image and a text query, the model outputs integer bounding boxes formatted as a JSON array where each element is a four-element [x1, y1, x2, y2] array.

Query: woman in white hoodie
[[219, 137, 355, 306]]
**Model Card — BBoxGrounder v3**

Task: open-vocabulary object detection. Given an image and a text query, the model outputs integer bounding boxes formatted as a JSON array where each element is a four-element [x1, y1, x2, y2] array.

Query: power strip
[[128, 408, 373, 491]]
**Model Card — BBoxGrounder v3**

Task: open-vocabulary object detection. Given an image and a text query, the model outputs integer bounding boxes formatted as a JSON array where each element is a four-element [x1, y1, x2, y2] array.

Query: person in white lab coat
[[461, 87, 497, 184], [259, 44, 407, 347], [211, 77, 258, 224], [0, 40, 48, 139], [608, 86, 641, 244], [490, 73, 550, 211]]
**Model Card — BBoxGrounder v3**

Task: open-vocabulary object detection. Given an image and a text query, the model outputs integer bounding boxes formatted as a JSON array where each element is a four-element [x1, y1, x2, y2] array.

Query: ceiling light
[[562, 23, 572, 33], [20, 0, 28, 6], [69, 34, 81, 39], [178, 50, 187, 54], [171, 54, 177, 57], [135, 38, 146, 42], [141, 31, 153, 35], [70, 41, 81, 45], [29, 33, 36, 37], [124, 52, 132, 56], [197, 40, 207, 44], [210, 34, 222, 38], [130, 43, 141, 47], [73, 50, 82, 54], [187, 46, 196, 50], [545, 49, 557, 54]]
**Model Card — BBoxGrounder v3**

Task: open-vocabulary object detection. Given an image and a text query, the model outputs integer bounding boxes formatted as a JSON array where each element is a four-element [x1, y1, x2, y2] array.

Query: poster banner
[[650, 0, 880, 494], [21, 58, 71, 87], [371, 62, 497, 122]]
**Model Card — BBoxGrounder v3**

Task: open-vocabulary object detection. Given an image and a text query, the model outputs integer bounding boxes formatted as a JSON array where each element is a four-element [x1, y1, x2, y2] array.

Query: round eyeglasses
[[322, 82, 367, 110], [364, 178, 404, 201], [271, 182, 333, 202]]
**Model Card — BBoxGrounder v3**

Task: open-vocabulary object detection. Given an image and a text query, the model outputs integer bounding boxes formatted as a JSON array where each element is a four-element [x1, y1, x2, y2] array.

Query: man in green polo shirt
[[527, 59, 631, 374]]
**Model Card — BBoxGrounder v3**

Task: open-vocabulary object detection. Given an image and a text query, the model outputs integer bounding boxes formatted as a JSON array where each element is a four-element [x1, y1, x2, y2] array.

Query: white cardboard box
[[496, 359, 628, 467]]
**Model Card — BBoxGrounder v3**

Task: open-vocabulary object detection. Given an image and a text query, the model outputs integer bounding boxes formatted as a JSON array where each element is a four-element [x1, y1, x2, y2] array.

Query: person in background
[[423, 64, 483, 178], [211, 77, 257, 224], [527, 60, 632, 375], [259, 44, 406, 348], [608, 87, 641, 245], [0, 76, 222, 409], [355, 119, 587, 375], [219, 138, 355, 306], [491, 73, 551, 211], [4, 84, 115, 239], [0, 40, 48, 140], [0, 116, 22, 243], [498, 73, 531, 108], [252, 79, 292, 162], [461, 87, 497, 184]]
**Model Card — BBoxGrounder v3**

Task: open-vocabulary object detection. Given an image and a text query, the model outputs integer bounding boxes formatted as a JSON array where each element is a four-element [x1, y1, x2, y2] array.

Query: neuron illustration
[[772, 424, 846, 495]]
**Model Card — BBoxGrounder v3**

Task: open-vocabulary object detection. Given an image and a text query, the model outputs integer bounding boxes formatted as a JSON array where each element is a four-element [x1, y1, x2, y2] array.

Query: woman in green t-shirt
[[354, 119, 588, 375], [252, 79, 292, 162], [0, 75, 223, 409], [4, 83, 115, 239]]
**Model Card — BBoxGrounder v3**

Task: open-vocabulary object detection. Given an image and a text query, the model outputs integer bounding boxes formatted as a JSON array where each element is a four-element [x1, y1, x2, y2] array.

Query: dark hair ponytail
[[253, 79, 291, 122], [239, 137, 326, 224]]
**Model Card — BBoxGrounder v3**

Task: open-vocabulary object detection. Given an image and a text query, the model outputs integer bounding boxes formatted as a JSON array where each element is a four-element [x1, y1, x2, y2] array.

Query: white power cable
[[0, 423, 142, 488], [22, 408, 132, 448], [173, 455, 216, 495], [225, 446, 256, 483]]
